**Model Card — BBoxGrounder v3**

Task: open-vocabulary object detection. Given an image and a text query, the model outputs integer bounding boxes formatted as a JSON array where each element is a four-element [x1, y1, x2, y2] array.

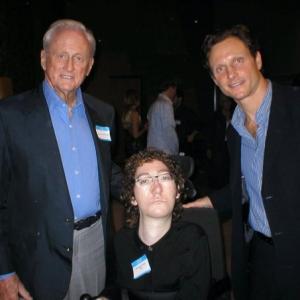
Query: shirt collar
[[231, 80, 272, 131], [43, 79, 84, 111]]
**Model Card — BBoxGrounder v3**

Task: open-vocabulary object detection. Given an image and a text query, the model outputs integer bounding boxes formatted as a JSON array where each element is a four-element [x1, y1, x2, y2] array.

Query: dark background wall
[[1, 0, 300, 122]]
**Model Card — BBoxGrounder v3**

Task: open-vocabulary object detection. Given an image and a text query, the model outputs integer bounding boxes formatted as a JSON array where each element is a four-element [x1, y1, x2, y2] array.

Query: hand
[[183, 196, 213, 208], [0, 274, 32, 300]]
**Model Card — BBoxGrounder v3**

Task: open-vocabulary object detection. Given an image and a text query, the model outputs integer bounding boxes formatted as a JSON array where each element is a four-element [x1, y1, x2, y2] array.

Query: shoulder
[[272, 82, 300, 105], [0, 88, 42, 117], [172, 220, 206, 240], [0, 88, 39, 107], [271, 82, 300, 120]]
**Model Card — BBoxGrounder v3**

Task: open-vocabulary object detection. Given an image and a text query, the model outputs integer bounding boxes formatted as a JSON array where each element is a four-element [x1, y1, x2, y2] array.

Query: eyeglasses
[[135, 172, 174, 187]]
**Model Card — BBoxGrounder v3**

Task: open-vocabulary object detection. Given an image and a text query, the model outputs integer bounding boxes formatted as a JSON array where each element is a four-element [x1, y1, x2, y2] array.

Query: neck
[[241, 78, 268, 123], [138, 216, 172, 246], [162, 91, 173, 102], [64, 93, 76, 109]]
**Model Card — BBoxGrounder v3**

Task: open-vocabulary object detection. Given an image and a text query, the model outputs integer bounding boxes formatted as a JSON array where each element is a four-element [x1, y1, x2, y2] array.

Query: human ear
[[131, 196, 138, 206], [176, 186, 180, 199], [255, 51, 262, 70], [211, 74, 219, 88], [40, 50, 47, 71], [86, 57, 94, 76]]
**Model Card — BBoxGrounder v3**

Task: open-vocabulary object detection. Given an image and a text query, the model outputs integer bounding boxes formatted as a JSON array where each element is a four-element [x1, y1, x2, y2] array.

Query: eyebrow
[[135, 170, 170, 177]]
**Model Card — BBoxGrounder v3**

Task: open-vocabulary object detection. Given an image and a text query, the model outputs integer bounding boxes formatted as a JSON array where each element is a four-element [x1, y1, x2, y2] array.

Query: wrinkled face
[[209, 37, 263, 103], [132, 160, 178, 221], [40, 29, 94, 101]]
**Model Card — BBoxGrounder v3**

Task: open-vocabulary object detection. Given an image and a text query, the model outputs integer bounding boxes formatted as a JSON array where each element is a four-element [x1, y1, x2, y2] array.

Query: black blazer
[[210, 83, 300, 300], [0, 85, 122, 300]]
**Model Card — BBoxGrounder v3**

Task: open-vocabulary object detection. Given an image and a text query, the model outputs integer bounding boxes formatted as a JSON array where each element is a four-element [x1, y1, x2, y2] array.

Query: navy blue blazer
[[0, 85, 122, 299], [210, 83, 300, 300]]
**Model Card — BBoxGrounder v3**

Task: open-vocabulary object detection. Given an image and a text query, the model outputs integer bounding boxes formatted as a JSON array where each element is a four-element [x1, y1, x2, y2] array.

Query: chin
[[149, 207, 172, 218]]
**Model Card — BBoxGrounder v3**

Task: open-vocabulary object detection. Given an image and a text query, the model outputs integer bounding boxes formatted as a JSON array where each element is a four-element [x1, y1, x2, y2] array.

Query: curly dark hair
[[202, 24, 260, 72], [121, 149, 185, 228]]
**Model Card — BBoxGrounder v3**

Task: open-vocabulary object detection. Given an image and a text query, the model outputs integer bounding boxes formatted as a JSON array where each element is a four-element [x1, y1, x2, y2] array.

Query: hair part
[[121, 149, 185, 228], [202, 24, 260, 71], [43, 19, 96, 57]]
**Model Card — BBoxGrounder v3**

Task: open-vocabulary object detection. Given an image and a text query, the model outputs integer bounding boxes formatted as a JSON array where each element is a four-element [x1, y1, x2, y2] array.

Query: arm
[[183, 196, 213, 208], [0, 111, 14, 276], [183, 185, 232, 218], [183, 187, 233, 225], [130, 111, 147, 139], [0, 274, 32, 300], [0, 111, 32, 300]]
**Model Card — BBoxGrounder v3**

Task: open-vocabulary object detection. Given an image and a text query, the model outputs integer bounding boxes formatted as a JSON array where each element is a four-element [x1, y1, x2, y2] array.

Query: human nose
[[65, 57, 75, 71], [150, 176, 162, 191], [226, 65, 236, 79]]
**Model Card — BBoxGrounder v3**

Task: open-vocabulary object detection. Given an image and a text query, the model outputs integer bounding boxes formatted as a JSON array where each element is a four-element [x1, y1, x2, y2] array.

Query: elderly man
[[0, 19, 122, 300], [185, 25, 300, 300]]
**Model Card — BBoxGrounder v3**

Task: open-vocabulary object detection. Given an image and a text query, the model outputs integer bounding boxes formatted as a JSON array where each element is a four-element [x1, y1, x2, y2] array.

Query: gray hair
[[43, 19, 96, 56]]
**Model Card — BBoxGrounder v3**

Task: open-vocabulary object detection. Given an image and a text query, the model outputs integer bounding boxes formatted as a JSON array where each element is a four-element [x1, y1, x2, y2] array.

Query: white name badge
[[95, 125, 111, 142], [131, 254, 151, 279]]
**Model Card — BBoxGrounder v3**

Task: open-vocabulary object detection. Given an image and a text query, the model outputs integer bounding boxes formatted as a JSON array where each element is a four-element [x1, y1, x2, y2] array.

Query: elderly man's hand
[[0, 274, 32, 300], [183, 196, 213, 209]]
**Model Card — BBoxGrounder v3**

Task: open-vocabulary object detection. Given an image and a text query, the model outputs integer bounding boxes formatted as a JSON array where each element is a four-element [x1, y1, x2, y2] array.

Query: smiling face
[[209, 36, 264, 104], [132, 160, 178, 221], [40, 29, 94, 103]]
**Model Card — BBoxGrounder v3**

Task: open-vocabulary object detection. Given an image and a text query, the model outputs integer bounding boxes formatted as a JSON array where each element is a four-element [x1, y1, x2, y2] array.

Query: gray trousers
[[64, 218, 106, 300]]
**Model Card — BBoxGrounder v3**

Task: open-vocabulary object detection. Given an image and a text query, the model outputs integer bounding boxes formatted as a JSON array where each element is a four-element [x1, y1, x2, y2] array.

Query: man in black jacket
[[185, 24, 300, 300], [0, 19, 122, 300]]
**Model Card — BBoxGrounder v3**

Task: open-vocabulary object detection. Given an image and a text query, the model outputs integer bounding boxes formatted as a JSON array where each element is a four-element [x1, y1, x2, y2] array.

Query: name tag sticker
[[96, 125, 111, 142], [131, 254, 151, 279]]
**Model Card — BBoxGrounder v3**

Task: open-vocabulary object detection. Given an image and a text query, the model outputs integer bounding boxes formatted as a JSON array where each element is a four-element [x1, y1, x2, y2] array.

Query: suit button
[[65, 218, 72, 223], [65, 247, 71, 252]]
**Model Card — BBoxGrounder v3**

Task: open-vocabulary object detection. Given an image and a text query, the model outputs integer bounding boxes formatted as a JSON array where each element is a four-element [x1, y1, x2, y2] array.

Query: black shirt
[[114, 220, 211, 299]]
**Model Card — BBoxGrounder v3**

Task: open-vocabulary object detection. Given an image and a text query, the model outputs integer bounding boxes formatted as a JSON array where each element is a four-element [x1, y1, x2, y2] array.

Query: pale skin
[[0, 274, 32, 300], [132, 160, 179, 246], [183, 36, 268, 209], [0, 28, 94, 300], [40, 28, 94, 112]]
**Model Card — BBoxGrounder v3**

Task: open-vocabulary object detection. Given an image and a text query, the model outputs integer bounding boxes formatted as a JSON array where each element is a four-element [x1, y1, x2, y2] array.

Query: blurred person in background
[[121, 89, 147, 157], [147, 80, 179, 155]]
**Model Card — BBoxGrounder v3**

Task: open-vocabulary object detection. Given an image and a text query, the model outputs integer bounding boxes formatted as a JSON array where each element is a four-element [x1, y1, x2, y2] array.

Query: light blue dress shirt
[[147, 93, 179, 155], [231, 81, 272, 237], [43, 80, 101, 221]]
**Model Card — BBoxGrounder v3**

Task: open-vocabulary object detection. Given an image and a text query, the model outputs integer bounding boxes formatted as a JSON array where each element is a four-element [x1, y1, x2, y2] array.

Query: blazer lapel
[[262, 88, 289, 182], [83, 100, 110, 213], [23, 87, 73, 213], [227, 124, 242, 183]]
